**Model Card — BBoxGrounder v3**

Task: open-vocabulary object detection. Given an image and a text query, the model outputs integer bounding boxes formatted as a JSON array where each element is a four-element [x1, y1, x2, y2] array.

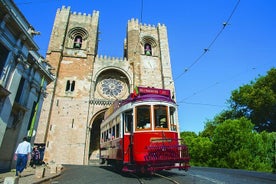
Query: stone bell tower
[[125, 19, 174, 90], [35, 6, 177, 166]]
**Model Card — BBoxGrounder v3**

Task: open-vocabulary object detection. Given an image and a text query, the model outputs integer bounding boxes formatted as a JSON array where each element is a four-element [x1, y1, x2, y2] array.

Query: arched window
[[144, 43, 152, 56], [73, 36, 82, 49]]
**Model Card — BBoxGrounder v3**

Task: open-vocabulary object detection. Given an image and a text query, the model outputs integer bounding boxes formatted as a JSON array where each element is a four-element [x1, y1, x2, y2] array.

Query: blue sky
[[15, 0, 275, 133]]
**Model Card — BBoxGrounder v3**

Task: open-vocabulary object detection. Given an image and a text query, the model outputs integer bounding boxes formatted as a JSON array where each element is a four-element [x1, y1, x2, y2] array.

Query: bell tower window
[[144, 43, 152, 56], [142, 36, 157, 56], [74, 36, 82, 49], [68, 27, 89, 49]]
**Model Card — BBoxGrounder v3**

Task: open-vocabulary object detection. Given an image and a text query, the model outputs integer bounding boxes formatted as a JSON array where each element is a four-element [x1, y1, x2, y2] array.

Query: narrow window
[[170, 107, 177, 131], [116, 123, 120, 138], [73, 36, 82, 49], [112, 126, 115, 139], [0, 43, 9, 74], [71, 80, 75, 91], [15, 77, 25, 103], [66, 80, 70, 91], [144, 43, 152, 56], [72, 119, 74, 128], [124, 110, 133, 133], [65, 80, 76, 92]]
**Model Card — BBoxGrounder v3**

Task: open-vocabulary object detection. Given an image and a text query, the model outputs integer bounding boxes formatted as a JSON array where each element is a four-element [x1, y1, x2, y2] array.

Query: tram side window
[[108, 128, 112, 140], [136, 105, 151, 129], [116, 116, 120, 137], [112, 126, 115, 139], [124, 110, 133, 133], [154, 105, 168, 128], [116, 123, 119, 138], [101, 132, 104, 142], [170, 107, 177, 131], [104, 131, 108, 142]]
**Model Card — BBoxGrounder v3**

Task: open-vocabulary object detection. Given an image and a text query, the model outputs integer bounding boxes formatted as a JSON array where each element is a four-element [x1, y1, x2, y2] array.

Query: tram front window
[[154, 105, 168, 129], [136, 105, 151, 129]]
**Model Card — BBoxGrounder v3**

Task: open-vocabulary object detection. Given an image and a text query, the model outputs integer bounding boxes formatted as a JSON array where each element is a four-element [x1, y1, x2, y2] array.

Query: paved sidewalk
[[0, 166, 61, 184]]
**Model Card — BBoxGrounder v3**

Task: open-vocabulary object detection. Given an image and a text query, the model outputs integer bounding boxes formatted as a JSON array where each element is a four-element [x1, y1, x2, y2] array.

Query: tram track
[[154, 172, 180, 184], [127, 172, 145, 184], [127, 171, 181, 184]]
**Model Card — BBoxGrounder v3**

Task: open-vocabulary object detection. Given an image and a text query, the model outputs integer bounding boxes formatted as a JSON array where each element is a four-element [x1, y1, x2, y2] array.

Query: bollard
[[35, 167, 45, 178]]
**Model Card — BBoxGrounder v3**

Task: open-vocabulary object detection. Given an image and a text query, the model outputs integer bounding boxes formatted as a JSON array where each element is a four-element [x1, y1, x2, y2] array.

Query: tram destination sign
[[138, 87, 171, 98]]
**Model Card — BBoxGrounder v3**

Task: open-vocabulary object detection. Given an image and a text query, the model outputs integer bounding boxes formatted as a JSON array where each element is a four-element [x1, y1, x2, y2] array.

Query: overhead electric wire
[[178, 67, 257, 106], [174, 0, 241, 81], [140, 0, 144, 23], [15, 0, 59, 5], [179, 101, 227, 108]]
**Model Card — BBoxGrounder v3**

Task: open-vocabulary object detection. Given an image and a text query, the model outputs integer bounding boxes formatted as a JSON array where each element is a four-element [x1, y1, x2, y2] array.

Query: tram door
[[124, 110, 133, 163]]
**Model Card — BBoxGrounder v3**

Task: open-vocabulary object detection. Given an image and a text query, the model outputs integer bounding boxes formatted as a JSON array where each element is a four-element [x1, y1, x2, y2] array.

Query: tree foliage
[[181, 68, 276, 172], [229, 68, 276, 132], [181, 118, 275, 172]]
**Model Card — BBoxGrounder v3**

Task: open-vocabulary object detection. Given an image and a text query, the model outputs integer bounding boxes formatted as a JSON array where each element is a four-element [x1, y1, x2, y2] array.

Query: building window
[[15, 77, 25, 103], [0, 44, 9, 75], [73, 36, 82, 49], [68, 27, 88, 49], [144, 43, 152, 56], [65, 80, 75, 92], [100, 78, 123, 98]]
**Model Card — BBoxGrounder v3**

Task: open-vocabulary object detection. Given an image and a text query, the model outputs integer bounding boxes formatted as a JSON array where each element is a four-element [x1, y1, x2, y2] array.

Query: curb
[[33, 172, 61, 184]]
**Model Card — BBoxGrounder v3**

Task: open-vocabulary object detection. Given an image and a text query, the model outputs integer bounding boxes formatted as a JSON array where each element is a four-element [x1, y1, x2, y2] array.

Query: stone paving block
[[4, 176, 19, 184]]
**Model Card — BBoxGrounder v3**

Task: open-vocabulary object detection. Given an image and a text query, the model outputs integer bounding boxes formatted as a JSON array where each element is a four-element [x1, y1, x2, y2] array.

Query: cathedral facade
[[35, 6, 178, 165]]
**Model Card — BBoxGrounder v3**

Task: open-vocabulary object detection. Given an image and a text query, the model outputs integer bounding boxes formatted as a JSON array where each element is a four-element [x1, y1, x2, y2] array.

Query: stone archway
[[88, 110, 106, 160]]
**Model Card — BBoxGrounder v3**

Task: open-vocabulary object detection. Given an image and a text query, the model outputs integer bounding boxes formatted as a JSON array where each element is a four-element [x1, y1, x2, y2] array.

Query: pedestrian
[[31, 146, 40, 168], [14, 137, 31, 177]]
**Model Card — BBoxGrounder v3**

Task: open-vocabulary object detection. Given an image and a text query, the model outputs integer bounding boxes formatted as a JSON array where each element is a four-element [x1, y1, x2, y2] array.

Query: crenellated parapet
[[57, 5, 71, 14], [71, 10, 99, 18], [96, 55, 127, 63], [128, 18, 139, 30], [128, 18, 167, 32], [57, 6, 99, 21], [92, 10, 99, 17]]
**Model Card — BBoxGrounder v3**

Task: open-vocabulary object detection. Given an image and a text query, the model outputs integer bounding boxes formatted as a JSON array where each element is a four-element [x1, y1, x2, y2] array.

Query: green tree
[[210, 117, 254, 168], [181, 131, 212, 166], [230, 68, 276, 132], [209, 117, 274, 171]]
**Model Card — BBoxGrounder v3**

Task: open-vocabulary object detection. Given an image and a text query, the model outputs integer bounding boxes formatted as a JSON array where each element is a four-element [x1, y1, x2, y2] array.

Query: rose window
[[101, 78, 123, 97]]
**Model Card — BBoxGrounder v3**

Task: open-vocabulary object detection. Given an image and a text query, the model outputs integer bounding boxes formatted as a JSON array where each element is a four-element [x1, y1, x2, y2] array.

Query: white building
[[0, 0, 54, 172]]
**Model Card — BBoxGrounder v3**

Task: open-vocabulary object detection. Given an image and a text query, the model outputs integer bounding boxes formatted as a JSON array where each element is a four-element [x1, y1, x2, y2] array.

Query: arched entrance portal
[[89, 110, 106, 160]]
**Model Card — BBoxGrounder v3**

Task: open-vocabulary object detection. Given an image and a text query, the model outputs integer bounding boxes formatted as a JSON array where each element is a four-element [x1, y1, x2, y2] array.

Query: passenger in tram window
[[144, 123, 150, 128], [108, 131, 112, 140], [137, 120, 146, 129], [159, 117, 168, 128], [138, 118, 150, 129]]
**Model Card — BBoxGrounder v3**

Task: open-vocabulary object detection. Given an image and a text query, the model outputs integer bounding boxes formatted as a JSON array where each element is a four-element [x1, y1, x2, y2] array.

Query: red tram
[[100, 86, 190, 173]]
